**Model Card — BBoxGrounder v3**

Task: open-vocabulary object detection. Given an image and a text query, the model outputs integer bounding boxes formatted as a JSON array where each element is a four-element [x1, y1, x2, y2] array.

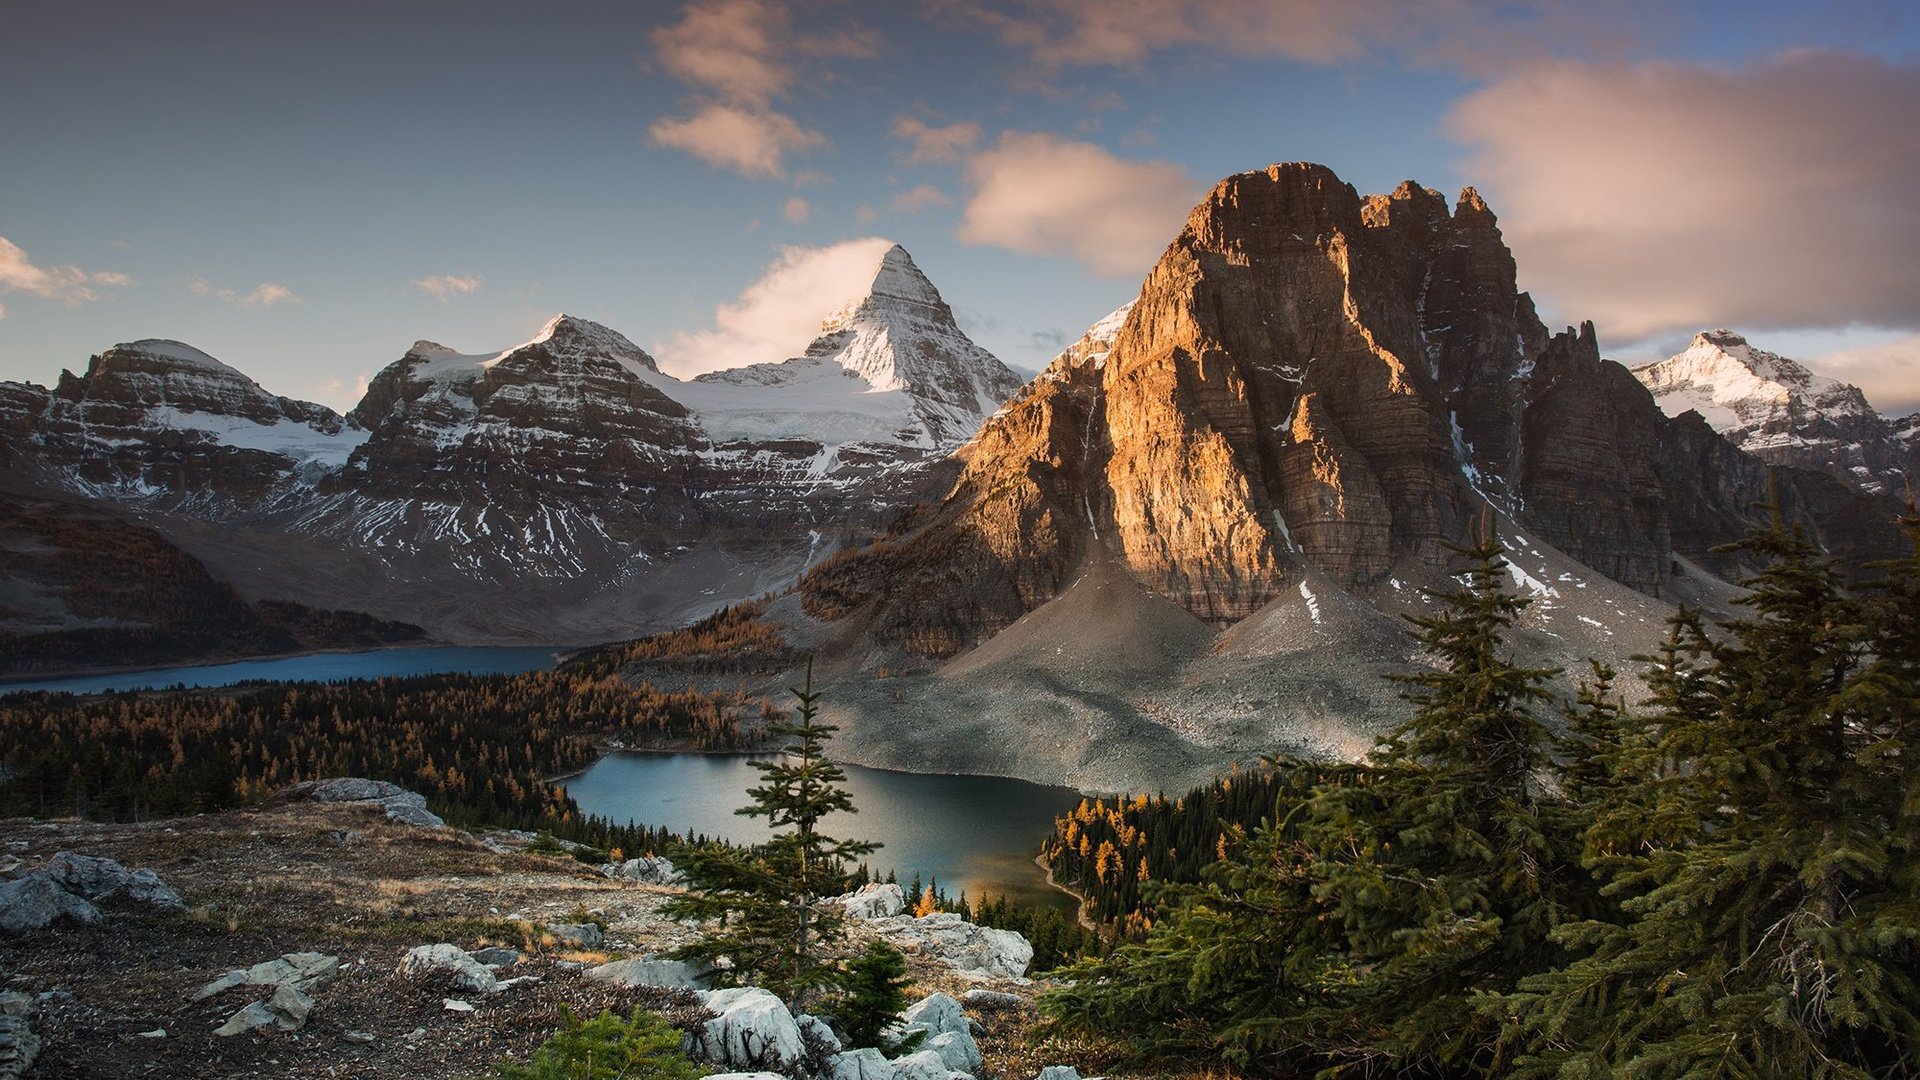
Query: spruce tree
[[1508, 519, 1920, 1077], [665, 659, 876, 1009]]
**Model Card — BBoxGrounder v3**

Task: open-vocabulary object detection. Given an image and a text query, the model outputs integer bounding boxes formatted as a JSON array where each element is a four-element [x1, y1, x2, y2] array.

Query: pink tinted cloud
[[0, 235, 130, 314], [1449, 51, 1920, 341], [956, 132, 1201, 277], [649, 103, 827, 179]]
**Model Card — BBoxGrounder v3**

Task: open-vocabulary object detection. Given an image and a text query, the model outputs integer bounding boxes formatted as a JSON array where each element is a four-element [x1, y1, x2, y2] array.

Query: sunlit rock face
[[802, 162, 1903, 657]]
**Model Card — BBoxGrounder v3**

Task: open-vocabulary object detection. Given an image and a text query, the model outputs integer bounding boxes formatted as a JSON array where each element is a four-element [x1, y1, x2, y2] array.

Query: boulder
[[0, 991, 39, 1080], [826, 1047, 903, 1080], [195, 951, 339, 1000], [901, 993, 968, 1037], [585, 957, 707, 990], [289, 777, 445, 829], [471, 947, 522, 968], [1034, 1068, 1083, 1080], [871, 913, 1032, 979], [212, 985, 313, 1037], [891, 1048, 971, 1080], [398, 944, 499, 995], [0, 874, 100, 936], [546, 922, 605, 949], [44, 852, 185, 910], [958, 989, 1025, 1011], [926, 1031, 982, 1075], [689, 987, 804, 1072], [799, 1013, 843, 1056], [600, 855, 684, 886], [839, 882, 906, 920]]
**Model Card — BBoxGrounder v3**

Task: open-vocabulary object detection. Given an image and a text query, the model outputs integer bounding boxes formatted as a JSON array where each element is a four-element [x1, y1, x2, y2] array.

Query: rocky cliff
[[806, 163, 1883, 658]]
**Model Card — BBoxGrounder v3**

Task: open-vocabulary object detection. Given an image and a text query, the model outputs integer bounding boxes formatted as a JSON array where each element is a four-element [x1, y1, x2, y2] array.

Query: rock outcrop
[[283, 778, 446, 829]]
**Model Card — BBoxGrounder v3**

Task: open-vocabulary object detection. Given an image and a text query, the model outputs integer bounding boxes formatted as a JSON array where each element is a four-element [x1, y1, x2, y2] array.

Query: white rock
[[870, 913, 1032, 980], [1034, 1067, 1083, 1080], [600, 855, 685, 886], [398, 944, 499, 995], [298, 778, 446, 829], [901, 993, 968, 1037], [443, 998, 475, 1012], [891, 1049, 972, 1080], [585, 957, 707, 990], [799, 1012, 843, 1055], [959, 988, 1025, 1010], [690, 987, 805, 1072], [839, 882, 906, 919], [827, 1047, 905, 1080], [926, 1031, 982, 1075], [45, 852, 185, 910]]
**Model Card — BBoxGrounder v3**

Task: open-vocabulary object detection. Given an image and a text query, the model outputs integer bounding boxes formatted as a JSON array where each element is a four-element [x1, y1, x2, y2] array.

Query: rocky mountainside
[[0, 246, 1022, 644], [765, 163, 1905, 790], [1633, 329, 1910, 496]]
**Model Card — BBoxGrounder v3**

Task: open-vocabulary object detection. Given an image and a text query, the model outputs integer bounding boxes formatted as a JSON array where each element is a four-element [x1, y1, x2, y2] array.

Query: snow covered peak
[[514, 314, 660, 374], [117, 339, 247, 378], [1634, 330, 1858, 430], [1633, 329, 1903, 495]]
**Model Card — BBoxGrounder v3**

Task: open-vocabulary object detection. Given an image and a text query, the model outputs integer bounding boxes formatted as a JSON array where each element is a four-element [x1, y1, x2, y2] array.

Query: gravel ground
[[0, 803, 1062, 1079]]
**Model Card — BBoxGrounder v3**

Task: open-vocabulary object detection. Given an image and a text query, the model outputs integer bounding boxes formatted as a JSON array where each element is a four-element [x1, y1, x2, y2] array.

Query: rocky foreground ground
[[0, 784, 1097, 1079]]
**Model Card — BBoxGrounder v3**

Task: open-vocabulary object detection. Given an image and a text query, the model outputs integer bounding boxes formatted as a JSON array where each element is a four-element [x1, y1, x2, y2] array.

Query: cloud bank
[[1449, 51, 1920, 344], [654, 237, 896, 377], [956, 132, 1201, 277]]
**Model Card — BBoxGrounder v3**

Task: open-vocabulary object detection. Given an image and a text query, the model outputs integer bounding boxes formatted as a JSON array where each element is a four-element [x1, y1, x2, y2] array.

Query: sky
[[3, 1, 1918, 412]]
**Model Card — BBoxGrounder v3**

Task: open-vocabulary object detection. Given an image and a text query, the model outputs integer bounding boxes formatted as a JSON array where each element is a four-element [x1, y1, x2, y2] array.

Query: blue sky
[[4, 1, 1917, 410]]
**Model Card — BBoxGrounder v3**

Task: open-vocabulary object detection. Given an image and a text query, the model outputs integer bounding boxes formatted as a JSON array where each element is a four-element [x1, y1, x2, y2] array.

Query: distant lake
[[0, 645, 566, 695], [563, 752, 1083, 912]]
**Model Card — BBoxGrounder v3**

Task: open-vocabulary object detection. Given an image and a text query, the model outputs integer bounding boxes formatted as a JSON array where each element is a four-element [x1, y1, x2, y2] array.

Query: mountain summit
[[1632, 330, 1907, 495]]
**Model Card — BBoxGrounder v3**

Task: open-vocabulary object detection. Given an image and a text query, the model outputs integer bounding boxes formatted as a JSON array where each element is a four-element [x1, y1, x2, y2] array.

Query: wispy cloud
[[1812, 334, 1920, 416], [890, 184, 953, 214], [0, 235, 131, 317], [939, 0, 1667, 77], [956, 132, 1201, 277], [1449, 51, 1920, 342], [647, 0, 871, 180], [782, 196, 811, 224], [654, 237, 895, 376], [190, 278, 301, 308], [413, 274, 484, 302], [891, 117, 982, 164]]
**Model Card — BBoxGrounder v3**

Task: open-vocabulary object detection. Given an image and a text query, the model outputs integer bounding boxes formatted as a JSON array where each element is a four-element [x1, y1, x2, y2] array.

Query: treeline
[[0, 671, 771, 826], [1041, 522, 1920, 1077], [563, 600, 796, 679], [1039, 769, 1296, 936]]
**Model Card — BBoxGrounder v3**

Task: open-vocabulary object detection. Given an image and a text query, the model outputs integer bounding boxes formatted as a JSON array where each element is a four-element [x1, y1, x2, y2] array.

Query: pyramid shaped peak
[[513, 313, 659, 372], [865, 243, 944, 308]]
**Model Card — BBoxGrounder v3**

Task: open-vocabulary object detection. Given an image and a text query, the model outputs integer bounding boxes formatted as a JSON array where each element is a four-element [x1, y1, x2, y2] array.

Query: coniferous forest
[[0, 671, 767, 827], [1038, 519, 1920, 1078]]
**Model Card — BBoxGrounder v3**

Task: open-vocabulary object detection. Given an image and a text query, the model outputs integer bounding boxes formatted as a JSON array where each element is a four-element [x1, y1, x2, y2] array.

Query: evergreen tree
[[1044, 531, 1571, 1074], [665, 659, 876, 1009], [1507, 519, 1920, 1077], [835, 940, 920, 1053]]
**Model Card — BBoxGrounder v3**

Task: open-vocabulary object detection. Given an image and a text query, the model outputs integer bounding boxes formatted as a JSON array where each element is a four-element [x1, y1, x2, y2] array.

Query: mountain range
[[1, 165, 1910, 790]]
